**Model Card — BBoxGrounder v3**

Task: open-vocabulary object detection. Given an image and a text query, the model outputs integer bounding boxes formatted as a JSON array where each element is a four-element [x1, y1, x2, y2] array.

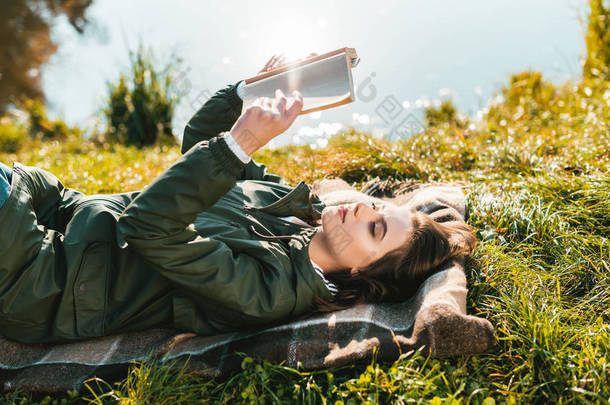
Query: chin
[[320, 207, 329, 230], [321, 206, 341, 231]]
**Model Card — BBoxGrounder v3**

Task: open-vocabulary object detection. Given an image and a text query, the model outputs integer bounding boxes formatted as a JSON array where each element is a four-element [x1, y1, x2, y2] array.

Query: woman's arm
[[181, 81, 242, 154], [118, 92, 304, 327], [181, 54, 313, 185], [118, 136, 296, 326], [182, 82, 290, 185], [122, 90, 302, 243]]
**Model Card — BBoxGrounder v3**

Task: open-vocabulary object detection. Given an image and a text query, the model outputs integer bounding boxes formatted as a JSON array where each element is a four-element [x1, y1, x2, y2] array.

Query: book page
[[241, 53, 354, 115]]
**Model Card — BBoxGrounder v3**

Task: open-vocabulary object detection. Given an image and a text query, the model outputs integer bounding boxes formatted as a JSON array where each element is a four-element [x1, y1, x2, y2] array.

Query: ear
[[349, 267, 360, 276]]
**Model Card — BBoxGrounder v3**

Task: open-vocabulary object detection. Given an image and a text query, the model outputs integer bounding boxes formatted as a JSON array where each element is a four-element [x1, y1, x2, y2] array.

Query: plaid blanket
[[0, 179, 496, 393]]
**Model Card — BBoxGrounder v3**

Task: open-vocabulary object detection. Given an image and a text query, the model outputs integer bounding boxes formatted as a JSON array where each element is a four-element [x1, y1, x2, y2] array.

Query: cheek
[[321, 210, 375, 264], [321, 209, 350, 250], [321, 208, 339, 234], [344, 224, 375, 261]]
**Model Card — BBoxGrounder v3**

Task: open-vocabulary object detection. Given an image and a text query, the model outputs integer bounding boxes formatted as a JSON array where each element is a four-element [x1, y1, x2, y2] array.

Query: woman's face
[[318, 200, 414, 274]]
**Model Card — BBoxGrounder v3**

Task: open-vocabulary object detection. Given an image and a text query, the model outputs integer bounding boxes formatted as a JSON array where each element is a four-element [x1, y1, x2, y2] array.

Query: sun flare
[[260, 20, 326, 65]]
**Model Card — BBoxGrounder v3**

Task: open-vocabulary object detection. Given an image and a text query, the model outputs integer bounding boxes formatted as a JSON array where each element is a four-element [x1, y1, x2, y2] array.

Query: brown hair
[[314, 210, 477, 312]]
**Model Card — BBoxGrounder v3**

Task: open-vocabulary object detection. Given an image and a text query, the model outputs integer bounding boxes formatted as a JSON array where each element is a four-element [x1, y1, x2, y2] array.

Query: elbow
[[116, 215, 139, 247], [181, 129, 195, 155], [116, 211, 159, 247]]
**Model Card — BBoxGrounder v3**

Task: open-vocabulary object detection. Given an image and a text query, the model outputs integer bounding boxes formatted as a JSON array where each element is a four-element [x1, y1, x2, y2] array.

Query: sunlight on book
[[241, 47, 359, 115]]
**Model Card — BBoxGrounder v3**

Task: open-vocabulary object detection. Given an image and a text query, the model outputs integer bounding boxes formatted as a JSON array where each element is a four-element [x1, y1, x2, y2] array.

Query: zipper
[[247, 224, 302, 241]]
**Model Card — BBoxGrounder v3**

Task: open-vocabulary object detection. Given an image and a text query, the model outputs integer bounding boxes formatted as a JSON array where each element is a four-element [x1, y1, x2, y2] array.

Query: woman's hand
[[229, 89, 303, 155], [257, 52, 319, 75]]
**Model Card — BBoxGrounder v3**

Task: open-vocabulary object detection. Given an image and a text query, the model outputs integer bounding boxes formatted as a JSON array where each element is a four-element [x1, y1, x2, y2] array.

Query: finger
[[262, 54, 282, 73], [274, 54, 287, 68], [260, 59, 272, 73], [253, 96, 269, 110], [262, 54, 279, 72], [285, 90, 304, 118], [275, 89, 287, 112], [269, 53, 286, 71], [275, 88, 286, 98]]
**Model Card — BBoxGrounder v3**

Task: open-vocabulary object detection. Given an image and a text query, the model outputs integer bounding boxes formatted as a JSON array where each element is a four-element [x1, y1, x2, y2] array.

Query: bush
[[19, 98, 80, 140], [0, 117, 27, 153], [583, 0, 610, 80], [485, 70, 560, 134], [425, 99, 464, 128], [104, 45, 178, 148], [502, 71, 557, 112]]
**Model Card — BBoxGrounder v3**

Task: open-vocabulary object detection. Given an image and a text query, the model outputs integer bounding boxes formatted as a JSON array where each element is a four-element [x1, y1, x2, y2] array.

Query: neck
[[308, 226, 342, 274]]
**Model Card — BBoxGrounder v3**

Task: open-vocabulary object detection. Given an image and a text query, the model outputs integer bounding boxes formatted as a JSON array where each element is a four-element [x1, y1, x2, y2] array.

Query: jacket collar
[[254, 180, 325, 224], [244, 180, 335, 302]]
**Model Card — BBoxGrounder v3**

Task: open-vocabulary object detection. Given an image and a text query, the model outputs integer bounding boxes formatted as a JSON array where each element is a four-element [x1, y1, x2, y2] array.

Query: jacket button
[[79, 283, 86, 292]]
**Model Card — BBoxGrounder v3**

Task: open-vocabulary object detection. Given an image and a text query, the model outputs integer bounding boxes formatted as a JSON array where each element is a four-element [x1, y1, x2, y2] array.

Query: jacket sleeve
[[182, 81, 288, 185], [0, 163, 68, 341], [117, 136, 296, 325]]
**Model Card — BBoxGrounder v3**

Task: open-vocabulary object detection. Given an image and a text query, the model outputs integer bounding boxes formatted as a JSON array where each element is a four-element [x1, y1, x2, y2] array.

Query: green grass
[[1, 71, 608, 404], [2, 9, 610, 400]]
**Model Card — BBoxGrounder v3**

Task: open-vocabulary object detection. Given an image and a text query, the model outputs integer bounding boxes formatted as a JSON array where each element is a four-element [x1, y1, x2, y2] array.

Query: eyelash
[[370, 202, 379, 238]]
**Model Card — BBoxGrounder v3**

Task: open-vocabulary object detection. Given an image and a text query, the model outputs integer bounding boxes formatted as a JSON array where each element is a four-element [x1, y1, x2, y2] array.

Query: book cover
[[241, 47, 359, 115]]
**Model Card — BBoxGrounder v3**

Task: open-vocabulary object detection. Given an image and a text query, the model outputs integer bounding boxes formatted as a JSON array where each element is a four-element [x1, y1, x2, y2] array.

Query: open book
[[241, 47, 360, 115]]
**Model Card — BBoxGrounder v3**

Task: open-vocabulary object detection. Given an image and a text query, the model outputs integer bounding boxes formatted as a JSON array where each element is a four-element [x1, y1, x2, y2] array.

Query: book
[[240, 47, 360, 115]]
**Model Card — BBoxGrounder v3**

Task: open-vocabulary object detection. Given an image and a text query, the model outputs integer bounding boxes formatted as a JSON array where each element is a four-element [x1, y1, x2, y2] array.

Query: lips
[[339, 205, 346, 222]]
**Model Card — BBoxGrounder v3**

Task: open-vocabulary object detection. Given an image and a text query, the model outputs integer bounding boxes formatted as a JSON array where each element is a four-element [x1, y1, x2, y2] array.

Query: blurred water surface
[[43, 0, 586, 147]]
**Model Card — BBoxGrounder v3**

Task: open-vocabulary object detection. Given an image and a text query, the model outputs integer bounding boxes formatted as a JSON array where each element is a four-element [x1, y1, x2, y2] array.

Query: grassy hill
[[2, 0, 610, 400], [1, 67, 608, 404]]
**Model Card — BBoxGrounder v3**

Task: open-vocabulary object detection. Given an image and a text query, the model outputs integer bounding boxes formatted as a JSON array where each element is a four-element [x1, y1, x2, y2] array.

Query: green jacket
[[0, 81, 335, 344]]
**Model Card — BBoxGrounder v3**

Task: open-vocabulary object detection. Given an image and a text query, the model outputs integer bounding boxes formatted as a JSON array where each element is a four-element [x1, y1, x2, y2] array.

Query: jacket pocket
[[73, 241, 109, 338]]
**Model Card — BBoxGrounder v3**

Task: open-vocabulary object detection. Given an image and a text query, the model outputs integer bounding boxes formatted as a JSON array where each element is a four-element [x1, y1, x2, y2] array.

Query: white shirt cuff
[[223, 131, 251, 164], [236, 80, 245, 100]]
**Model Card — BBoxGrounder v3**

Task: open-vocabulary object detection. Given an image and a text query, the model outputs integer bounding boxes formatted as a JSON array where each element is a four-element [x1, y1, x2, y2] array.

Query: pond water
[[43, 0, 586, 148]]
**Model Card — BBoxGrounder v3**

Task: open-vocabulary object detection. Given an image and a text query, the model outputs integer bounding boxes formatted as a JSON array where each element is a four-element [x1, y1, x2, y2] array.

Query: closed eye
[[370, 218, 386, 240], [370, 202, 387, 240]]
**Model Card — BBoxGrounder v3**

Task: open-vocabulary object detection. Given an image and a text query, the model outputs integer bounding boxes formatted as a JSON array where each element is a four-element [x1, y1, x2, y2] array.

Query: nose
[[353, 201, 373, 219], [354, 200, 385, 219]]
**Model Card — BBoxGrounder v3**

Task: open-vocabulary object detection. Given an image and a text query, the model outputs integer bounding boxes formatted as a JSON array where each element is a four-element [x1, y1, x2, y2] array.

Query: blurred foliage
[[20, 99, 82, 141], [0, 117, 27, 153], [502, 71, 557, 114], [103, 45, 178, 148], [486, 70, 560, 134], [0, 0, 93, 113], [583, 0, 610, 80], [0, 99, 81, 153], [425, 99, 464, 128]]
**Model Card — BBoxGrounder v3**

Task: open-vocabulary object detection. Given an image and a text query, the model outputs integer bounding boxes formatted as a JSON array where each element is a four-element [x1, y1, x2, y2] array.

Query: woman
[[0, 56, 475, 344]]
